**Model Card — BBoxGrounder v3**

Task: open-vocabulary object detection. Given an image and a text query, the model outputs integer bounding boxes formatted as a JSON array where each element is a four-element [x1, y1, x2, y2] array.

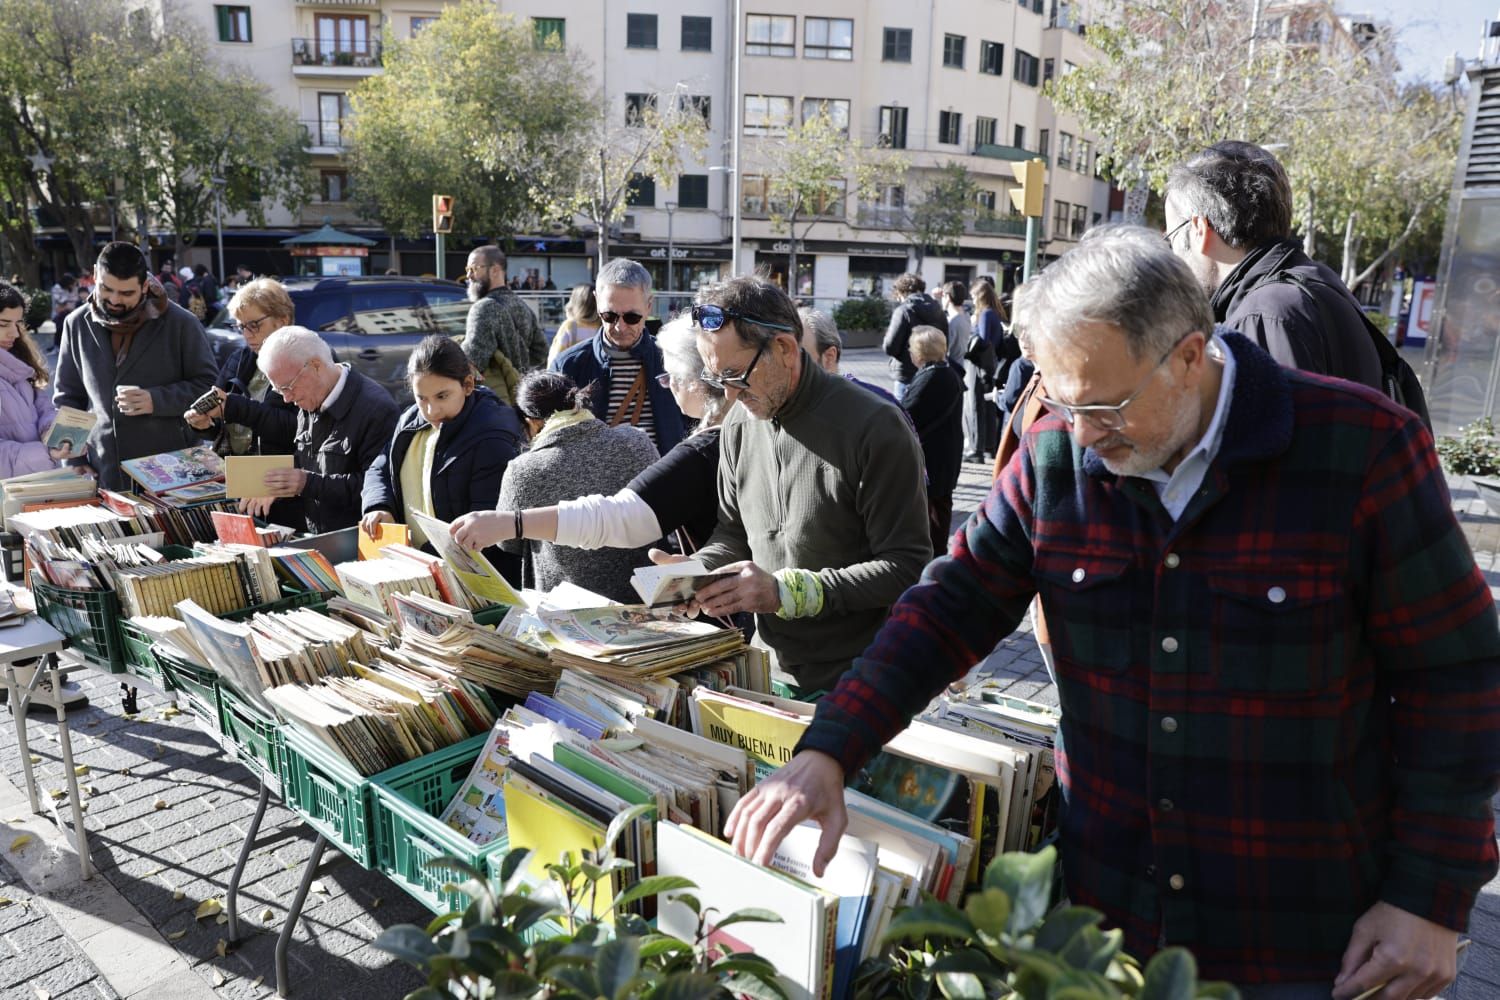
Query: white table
[[1, 614, 91, 880]]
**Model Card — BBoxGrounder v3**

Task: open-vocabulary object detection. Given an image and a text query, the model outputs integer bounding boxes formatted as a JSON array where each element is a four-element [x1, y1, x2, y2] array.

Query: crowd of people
[[0, 140, 1493, 1000]]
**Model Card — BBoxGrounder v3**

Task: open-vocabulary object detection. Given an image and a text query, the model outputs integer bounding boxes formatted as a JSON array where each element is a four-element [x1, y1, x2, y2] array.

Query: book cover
[[690, 688, 810, 778], [502, 772, 612, 918], [224, 455, 294, 499], [44, 406, 96, 453], [409, 510, 521, 607], [212, 511, 262, 547], [769, 823, 879, 1000], [358, 522, 411, 561], [630, 558, 738, 606], [121, 446, 224, 495]]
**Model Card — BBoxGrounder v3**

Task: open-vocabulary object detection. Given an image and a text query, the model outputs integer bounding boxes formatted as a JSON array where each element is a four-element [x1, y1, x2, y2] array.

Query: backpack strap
[[609, 368, 648, 427]]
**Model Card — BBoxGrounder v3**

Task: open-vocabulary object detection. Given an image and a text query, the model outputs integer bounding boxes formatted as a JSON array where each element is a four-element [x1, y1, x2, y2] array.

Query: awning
[[280, 218, 377, 247]]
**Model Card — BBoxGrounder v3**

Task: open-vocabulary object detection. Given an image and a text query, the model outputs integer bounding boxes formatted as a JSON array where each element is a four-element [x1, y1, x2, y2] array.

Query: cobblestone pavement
[[0, 345, 1489, 999]]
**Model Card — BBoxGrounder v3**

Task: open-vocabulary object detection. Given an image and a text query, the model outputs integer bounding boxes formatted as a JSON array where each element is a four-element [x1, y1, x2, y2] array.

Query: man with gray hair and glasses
[[550, 257, 684, 452], [723, 226, 1500, 1000]]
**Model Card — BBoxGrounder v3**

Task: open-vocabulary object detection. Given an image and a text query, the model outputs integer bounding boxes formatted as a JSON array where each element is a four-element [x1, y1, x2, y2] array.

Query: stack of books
[[268, 547, 342, 595], [0, 467, 97, 529], [538, 604, 747, 683], [120, 446, 226, 505], [335, 558, 444, 616], [28, 535, 167, 590], [389, 593, 557, 699], [99, 489, 239, 546], [11, 505, 142, 549], [113, 557, 252, 618]]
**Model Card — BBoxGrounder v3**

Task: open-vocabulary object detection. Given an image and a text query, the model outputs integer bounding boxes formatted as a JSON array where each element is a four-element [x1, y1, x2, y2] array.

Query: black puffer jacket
[[882, 291, 947, 385]]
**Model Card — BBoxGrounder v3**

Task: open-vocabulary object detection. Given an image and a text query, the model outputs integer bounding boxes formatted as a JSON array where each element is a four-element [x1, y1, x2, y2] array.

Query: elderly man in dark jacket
[[1165, 141, 1382, 391], [53, 242, 218, 490], [231, 326, 398, 534], [881, 272, 946, 402]]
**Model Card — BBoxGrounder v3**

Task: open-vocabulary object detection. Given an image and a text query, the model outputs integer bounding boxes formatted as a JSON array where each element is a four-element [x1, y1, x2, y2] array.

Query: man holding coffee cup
[[53, 242, 218, 490]]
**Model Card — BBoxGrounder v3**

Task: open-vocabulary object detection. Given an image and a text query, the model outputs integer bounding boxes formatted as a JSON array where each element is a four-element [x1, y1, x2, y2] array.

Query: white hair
[[596, 257, 653, 295], [257, 326, 332, 373]]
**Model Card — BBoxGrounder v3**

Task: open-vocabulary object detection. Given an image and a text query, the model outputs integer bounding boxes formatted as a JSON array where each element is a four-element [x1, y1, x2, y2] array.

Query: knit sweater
[[462, 287, 548, 374], [696, 353, 932, 691]]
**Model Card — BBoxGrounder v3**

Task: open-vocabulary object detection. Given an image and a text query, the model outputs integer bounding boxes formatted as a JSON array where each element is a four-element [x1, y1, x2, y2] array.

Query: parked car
[[205, 275, 546, 405]]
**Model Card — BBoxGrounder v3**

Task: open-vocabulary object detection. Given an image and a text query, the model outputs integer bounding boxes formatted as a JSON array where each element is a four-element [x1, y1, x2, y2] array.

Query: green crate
[[154, 649, 221, 731], [31, 575, 126, 672], [222, 588, 333, 623], [472, 604, 513, 627], [369, 734, 502, 914], [218, 685, 283, 792], [118, 621, 171, 693], [279, 724, 375, 867], [483, 855, 565, 944]]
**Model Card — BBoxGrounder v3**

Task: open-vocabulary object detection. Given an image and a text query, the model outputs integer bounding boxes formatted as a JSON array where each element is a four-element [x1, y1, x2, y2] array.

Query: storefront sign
[[622, 243, 733, 261], [753, 240, 908, 258]]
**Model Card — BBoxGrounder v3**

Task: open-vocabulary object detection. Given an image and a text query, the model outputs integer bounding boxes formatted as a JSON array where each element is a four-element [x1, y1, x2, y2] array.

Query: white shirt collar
[[319, 363, 350, 414]]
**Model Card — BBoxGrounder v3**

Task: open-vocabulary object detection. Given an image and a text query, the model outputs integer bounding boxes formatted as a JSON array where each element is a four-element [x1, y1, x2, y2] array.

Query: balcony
[[975, 143, 1048, 164], [969, 214, 1028, 237], [291, 38, 383, 75], [301, 119, 352, 154], [855, 205, 905, 229], [855, 204, 1029, 240]]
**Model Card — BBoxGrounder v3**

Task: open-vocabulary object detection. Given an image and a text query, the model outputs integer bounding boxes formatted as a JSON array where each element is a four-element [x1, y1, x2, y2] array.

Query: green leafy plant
[[833, 296, 892, 334], [854, 847, 1239, 1000], [374, 804, 788, 1000], [1437, 418, 1500, 477], [22, 289, 50, 331]]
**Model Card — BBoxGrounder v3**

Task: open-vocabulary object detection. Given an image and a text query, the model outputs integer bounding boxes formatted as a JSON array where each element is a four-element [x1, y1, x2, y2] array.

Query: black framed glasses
[[1037, 332, 1194, 431], [691, 303, 797, 334], [700, 342, 767, 392], [230, 314, 273, 336], [600, 310, 645, 326], [1163, 217, 1193, 247]]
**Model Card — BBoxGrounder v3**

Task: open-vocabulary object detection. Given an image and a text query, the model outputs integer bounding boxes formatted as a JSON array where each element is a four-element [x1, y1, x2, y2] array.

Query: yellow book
[[502, 772, 613, 921], [690, 689, 811, 778], [224, 455, 294, 499], [358, 522, 412, 561]]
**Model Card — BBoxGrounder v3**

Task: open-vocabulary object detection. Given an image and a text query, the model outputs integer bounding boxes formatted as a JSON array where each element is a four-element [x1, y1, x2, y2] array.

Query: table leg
[[6, 664, 38, 815], [275, 833, 327, 999], [51, 656, 90, 880], [226, 781, 270, 942]]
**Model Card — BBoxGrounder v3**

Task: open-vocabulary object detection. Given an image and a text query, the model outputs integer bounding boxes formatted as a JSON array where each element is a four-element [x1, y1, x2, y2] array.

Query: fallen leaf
[[214, 938, 227, 957], [259, 908, 274, 922], [35, 988, 49, 1000], [166, 929, 187, 941], [194, 899, 222, 920], [370, 897, 381, 909], [27, 755, 38, 764], [215, 913, 227, 925], [10, 835, 33, 852], [0, 897, 12, 907], [119, 768, 130, 776], [252, 976, 263, 988], [211, 969, 225, 987], [123, 714, 136, 721], [153, 799, 167, 810], [85, 720, 98, 727], [310, 880, 327, 895], [73, 765, 88, 776], [83, 786, 97, 796], [46, 789, 64, 800], [171, 889, 184, 901]]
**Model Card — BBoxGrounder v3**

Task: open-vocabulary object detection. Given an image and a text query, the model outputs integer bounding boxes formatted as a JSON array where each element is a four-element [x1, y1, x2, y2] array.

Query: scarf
[[529, 407, 595, 449], [87, 276, 171, 365]]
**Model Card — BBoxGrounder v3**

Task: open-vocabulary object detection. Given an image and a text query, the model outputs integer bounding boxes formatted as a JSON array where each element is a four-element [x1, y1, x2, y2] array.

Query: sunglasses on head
[[600, 310, 645, 326], [691, 303, 797, 334]]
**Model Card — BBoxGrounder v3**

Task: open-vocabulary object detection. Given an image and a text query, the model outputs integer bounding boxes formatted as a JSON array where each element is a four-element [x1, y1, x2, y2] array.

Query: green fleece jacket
[[697, 352, 932, 690]]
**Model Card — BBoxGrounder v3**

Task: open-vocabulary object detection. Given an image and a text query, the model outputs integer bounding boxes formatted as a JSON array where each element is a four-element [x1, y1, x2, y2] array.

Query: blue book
[[523, 692, 607, 741]]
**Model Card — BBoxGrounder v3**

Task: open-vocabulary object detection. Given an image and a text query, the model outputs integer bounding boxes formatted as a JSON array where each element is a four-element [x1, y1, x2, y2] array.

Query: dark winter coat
[[902, 360, 965, 496], [551, 331, 686, 454], [214, 345, 303, 527], [882, 292, 947, 385]]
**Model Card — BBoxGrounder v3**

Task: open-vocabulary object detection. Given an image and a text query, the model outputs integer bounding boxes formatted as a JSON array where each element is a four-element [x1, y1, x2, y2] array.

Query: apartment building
[[163, 0, 1111, 292]]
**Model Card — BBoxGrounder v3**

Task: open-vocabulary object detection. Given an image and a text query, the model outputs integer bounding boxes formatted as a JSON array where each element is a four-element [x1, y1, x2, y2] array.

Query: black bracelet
[[514, 509, 523, 541]]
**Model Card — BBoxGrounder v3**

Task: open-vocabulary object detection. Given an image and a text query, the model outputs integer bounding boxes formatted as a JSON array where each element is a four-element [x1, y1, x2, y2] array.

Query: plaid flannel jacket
[[796, 330, 1500, 984]]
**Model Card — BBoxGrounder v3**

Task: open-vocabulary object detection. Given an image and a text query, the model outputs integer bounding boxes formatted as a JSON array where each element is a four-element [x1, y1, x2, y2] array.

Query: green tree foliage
[[899, 164, 980, 268], [347, 2, 596, 240]]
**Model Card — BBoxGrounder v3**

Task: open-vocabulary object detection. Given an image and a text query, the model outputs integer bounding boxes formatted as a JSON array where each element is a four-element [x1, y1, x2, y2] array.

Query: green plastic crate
[[118, 621, 172, 693], [218, 685, 283, 792], [279, 724, 375, 866], [483, 855, 566, 944], [472, 604, 512, 627], [31, 576, 126, 672], [368, 734, 502, 914], [154, 649, 221, 731], [222, 588, 333, 623]]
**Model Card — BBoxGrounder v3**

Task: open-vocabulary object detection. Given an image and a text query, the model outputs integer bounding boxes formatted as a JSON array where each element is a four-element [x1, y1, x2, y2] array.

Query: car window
[[349, 287, 425, 336], [421, 288, 470, 338], [292, 290, 353, 332]]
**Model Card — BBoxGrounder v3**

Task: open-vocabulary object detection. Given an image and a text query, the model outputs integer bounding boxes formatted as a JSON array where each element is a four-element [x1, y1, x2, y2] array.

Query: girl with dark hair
[[361, 335, 528, 581], [0, 280, 68, 477], [454, 368, 658, 603]]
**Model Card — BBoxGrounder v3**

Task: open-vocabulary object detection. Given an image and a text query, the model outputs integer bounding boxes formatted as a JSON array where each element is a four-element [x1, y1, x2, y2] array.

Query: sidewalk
[[0, 346, 1491, 999]]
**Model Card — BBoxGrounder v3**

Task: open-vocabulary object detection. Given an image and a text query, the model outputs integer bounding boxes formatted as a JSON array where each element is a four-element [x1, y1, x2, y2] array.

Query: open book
[[410, 510, 521, 607], [44, 407, 96, 453], [630, 558, 737, 606]]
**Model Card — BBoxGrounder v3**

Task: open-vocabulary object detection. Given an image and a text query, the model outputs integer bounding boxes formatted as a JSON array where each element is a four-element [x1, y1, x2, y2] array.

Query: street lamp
[[665, 200, 677, 294], [211, 176, 226, 281]]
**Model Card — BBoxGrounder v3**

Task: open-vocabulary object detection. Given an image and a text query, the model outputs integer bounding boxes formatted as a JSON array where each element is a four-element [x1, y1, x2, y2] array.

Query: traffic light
[[1008, 158, 1046, 218], [432, 194, 454, 234]]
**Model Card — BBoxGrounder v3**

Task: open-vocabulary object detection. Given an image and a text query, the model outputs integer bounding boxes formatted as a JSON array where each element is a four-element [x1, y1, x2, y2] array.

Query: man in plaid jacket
[[725, 227, 1500, 999]]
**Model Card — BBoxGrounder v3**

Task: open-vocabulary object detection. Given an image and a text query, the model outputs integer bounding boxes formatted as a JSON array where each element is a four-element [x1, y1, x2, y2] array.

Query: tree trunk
[[1350, 203, 1428, 291], [596, 148, 610, 270], [1122, 176, 1150, 226], [1303, 188, 1316, 258], [786, 209, 798, 297], [1340, 211, 1358, 287]]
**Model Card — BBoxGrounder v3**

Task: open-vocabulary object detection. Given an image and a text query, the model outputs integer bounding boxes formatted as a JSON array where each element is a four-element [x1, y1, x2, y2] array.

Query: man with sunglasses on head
[[550, 258, 684, 453], [53, 241, 218, 491], [722, 226, 1500, 1000], [657, 277, 930, 695]]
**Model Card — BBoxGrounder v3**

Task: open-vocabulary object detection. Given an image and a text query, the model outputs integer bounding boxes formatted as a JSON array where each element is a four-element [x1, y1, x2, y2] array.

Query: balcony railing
[[291, 38, 383, 69], [969, 214, 1028, 237], [854, 204, 1030, 238], [301, 119, 352, 150]]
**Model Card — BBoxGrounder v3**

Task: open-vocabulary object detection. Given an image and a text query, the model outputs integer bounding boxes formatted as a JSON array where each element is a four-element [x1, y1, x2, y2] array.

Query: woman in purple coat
[[0, 281, 64, 478]]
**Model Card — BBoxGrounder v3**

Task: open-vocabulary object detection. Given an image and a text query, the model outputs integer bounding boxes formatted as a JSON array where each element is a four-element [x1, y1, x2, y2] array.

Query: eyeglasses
[[1038, 332, 1193, 431], [655, 372, 673, 388], [691, 303, 797, 334], [600, 310, 646, 326], [1163, 217, 1193, 247], [700, 342, 767, 392], [272, 359, 314, 398], [231, 314, 273, 336]]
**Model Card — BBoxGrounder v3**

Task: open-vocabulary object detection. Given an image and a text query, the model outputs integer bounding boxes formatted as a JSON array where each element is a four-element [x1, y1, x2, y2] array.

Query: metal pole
[[211, 177, 226, 281], [729, 0, 743, 276], [435, 232, 445, 281], [1022, 216, 1039, 283], [666, 202, 676, 293]]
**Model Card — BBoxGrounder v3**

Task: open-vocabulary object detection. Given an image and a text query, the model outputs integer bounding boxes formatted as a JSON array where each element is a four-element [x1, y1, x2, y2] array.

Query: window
[[1064, 60, 1078, 76], [976, 190, 997, 213], [938, 110, 962, 146], [626, 174, 656, 208], [1053, 200, 1071, 239], [1072, 203, 1088, 239], [974, 116, 997, 148], [678, 174, 709, 209], [317, 92, 351, 147], [802, 98, 851, 134], [1014, 49, 1039, 86], [320, 170, 349, 203], [681, 15, 712, 51], [741, 174, 769, 214], [745, 14, 795, 57], [883, 27, 912, 62], [814, 178, 847, 218], [1038, 129, 1050, 158], [682, 94, 711, 126], [1057, 132, 1073, 170], [1013, 124, 1026, 149], [979, 40, 1003, 75], [804, 17, 853, 59], [879, 105, 908, 149], [743, 95, 794, 135], [1043, 58, 1055, 85], [533, 17, 565, 47], [624, 92, 657, 124], [1076, 139, 1092, 174], [883, 184, 906, 209], [942, 33, 965, 69], [215, 5, 251, 42], [410, 16, 436, 35], [316, 14, 369, 54], [626, 13, 658, 49]]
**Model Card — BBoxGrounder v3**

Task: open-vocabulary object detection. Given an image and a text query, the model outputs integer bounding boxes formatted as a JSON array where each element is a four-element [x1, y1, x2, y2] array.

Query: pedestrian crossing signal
[[432, 194, 454, 234]]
